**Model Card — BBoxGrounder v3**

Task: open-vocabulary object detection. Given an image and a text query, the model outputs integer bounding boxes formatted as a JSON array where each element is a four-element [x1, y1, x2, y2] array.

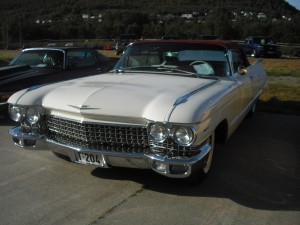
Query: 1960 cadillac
[[7, 40, 267, 184]]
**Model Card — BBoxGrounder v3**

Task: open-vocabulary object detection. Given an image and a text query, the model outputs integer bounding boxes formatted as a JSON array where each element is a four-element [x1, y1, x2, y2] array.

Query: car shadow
[[91, 112, 300, 211], [257, 98, 300, 116], [0, 116, 17, 126]]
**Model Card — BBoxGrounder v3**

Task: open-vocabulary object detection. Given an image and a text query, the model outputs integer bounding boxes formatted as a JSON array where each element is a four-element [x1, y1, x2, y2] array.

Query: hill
[[0, 0, 299, 46], [1, 0, 299, 16]]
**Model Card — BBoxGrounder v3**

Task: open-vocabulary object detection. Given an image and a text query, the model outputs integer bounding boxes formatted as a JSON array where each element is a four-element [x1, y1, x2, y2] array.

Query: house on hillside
[[257, 12, 267, 20], [181, 14, 193, 19]]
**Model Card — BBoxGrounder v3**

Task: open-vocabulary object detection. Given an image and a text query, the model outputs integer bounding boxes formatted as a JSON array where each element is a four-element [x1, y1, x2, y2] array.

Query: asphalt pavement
[[0, 112, 299, 225]]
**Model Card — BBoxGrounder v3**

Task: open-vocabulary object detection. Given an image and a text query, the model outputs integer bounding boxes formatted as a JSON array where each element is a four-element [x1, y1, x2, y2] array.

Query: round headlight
[[26, 107, 40, 124], [8, 105, 25, 122], [149, 123, 168, 142], [173, 127, 194, 146]]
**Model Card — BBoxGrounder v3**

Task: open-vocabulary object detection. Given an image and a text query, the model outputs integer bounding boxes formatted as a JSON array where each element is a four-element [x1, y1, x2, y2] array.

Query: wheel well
[[215, 119, 228, 145]]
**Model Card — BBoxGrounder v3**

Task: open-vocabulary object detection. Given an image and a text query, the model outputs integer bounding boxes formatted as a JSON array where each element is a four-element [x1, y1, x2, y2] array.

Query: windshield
[[253, 37, 274, 45], [11, 50, 64, 69], [114, 42, 231, 77]]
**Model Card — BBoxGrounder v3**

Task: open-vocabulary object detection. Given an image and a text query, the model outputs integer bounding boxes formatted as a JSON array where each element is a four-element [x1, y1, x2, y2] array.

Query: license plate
[[75, 152, 104, 166]]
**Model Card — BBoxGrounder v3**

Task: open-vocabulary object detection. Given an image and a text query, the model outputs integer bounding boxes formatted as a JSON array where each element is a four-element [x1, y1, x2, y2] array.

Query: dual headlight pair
[[149, 123, 195, 146], [8, 105, 195, 146], [8, 105, 41, 125]]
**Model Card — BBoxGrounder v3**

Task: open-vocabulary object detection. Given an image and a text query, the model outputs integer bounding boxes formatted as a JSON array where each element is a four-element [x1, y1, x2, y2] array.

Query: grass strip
[[258, 83, 300, 115]]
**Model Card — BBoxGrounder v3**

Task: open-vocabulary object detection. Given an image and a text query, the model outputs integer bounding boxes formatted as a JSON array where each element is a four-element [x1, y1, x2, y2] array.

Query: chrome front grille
[[46, 116, 199, 157], [46, 116, 150, 154]]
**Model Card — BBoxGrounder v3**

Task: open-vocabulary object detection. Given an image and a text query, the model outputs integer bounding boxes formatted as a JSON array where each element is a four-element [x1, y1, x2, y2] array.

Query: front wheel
[[185, 133, 215, 185]]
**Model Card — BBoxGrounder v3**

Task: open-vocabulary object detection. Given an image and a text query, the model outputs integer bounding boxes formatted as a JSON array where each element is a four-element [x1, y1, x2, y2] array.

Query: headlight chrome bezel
[[149, 123, 168, 142], [25, 107, 41, 125], [172, 126, 195, 146], [149, 122, 196, 146], [9, 105, 41, 125], [8, 105, 26, 122]]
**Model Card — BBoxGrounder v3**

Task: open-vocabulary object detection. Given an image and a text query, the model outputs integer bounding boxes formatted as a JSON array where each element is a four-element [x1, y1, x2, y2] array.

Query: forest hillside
[[0, 0, 299, 46]]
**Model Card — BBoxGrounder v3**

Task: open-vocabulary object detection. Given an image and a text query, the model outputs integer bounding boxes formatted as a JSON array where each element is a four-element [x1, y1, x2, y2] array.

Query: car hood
[[0, 65, 32, 80], [0, 64, 61, 87], [10, 73, 222, 123]]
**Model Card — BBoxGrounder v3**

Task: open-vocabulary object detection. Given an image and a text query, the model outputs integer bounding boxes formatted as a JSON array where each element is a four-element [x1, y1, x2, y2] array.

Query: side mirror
[[238, 66, 247, 75]]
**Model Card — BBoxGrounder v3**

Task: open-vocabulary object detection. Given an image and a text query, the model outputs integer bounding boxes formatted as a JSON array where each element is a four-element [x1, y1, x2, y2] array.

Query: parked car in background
[[65, 42, 74, 47], [115, 34, 137, 55], [103, 45, 114, 50], [47, 43, 57, 47], [161, 36, 180, 40], [197, 35, 219, 40], [0, 47, 117, 116], [240, 36, 282, 58], [290, 47, 300, 57], [7, 40, 266, 184]]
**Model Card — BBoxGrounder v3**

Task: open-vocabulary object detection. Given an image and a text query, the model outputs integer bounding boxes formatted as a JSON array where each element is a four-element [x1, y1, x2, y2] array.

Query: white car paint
[[7, 40, 267, 182]]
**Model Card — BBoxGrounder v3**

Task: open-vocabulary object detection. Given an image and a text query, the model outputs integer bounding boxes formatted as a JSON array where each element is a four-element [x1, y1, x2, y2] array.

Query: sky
[[285, 0, 300, 10]]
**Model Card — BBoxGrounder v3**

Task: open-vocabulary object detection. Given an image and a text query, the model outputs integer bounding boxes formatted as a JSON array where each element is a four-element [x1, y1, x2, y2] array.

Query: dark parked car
[[0, 47, 117, 116], [239, 36, 282, 58], [290, 47, 300, 57]]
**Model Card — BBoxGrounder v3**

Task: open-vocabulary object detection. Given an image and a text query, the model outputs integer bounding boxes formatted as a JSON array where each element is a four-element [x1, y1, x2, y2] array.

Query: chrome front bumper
[[9, 126, 211, 178]]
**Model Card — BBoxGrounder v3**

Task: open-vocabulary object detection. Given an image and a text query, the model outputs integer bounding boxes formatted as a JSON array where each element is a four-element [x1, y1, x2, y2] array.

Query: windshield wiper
[[156, 66, 198, 77], [115, 65, 198, 77]]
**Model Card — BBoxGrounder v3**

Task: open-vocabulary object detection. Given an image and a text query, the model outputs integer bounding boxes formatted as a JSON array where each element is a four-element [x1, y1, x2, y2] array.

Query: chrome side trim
[[165, 79, 220, 122], [229, 89, 262, 128], [173, 80, 220, 107]]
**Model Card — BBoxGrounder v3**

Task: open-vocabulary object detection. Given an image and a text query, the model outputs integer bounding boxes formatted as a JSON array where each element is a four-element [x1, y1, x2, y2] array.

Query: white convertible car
[[8, 40, 266, 183]]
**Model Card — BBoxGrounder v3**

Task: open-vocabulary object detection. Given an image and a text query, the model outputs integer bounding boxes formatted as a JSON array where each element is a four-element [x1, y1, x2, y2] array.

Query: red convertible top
[[133, 39, 241, 50]]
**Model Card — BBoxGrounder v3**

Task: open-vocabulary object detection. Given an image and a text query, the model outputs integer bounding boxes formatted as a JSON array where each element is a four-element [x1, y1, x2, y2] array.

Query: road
[[0, 112, 299, 225]]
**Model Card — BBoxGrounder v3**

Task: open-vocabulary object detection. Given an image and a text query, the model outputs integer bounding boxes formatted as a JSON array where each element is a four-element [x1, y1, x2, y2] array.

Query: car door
[[246, 58, 267, 101], [231, 49, 254, 112], [66, 50, 102, 78]]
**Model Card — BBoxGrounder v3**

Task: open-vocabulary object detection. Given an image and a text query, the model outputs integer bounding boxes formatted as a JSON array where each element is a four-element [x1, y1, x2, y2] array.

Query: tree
[[204, 7, 234, 39]]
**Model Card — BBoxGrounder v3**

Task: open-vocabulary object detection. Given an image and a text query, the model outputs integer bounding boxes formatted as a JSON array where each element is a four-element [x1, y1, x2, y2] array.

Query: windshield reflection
[[11, 50, 64, 69], [114, 42, 231, 77]]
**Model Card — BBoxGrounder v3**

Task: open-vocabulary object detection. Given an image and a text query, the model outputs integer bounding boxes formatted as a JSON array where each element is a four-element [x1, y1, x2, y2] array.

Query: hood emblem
[[68, 104, 100, 110]]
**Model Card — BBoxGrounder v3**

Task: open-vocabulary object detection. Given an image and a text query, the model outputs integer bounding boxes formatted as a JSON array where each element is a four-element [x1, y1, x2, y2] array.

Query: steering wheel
[[189, 60, 211, 67], [189, 60, 214, 76]]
